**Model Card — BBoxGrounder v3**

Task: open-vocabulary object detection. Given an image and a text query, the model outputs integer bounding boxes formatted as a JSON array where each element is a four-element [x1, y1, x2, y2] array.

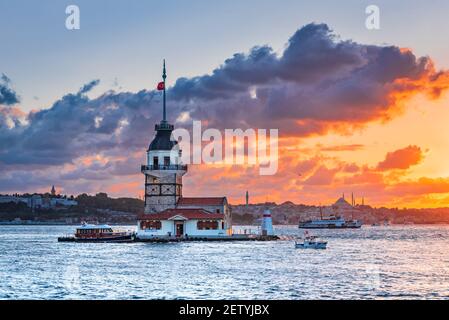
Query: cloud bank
[[1, 23, 449, 206], [377, 145, 423, 171]]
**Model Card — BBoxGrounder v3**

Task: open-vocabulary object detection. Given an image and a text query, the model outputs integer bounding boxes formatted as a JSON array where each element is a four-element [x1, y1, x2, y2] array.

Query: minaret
[[245, 191, 249, 208], [141, 61, 187, 214]]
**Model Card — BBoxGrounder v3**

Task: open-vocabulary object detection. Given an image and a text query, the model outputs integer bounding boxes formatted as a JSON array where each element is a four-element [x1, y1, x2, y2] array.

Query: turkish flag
[[157, 82, 165, 91]]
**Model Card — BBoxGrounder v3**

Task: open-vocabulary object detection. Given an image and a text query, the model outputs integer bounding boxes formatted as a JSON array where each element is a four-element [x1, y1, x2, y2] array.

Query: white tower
[[141, 61, 187, 214], [261, 209, 274, 236]]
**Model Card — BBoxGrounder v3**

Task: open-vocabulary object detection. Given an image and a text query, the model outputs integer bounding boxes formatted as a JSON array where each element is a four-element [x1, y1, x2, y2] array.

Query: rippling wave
[[0, 225, 448, 300]]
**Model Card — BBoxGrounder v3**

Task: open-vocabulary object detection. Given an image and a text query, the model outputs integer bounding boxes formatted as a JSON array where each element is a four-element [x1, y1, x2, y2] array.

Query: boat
[[299, 206, 362, 229], [58, 223, 135, 243], [298, 215, 362, 229], [295, 232, 327, 249]]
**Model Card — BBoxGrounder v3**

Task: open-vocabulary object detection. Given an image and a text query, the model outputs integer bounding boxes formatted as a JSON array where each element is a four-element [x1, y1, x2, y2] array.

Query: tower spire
[[162, 59, 167, 123]]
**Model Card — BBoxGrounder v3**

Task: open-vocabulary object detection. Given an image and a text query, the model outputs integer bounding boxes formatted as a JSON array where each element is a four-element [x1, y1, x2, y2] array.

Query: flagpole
[[162, 59, 167, 123]]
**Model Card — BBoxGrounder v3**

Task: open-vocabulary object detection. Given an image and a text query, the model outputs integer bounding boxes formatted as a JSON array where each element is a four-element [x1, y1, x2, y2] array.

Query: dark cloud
[[168, 23, 447, 135], [0, 73, 20, 105], [279, 23, 364, 82], [171, 24, 364, 102], [79, 79, 100, 95], [0, 87, 158, 166], [0, 23, 448, 193]]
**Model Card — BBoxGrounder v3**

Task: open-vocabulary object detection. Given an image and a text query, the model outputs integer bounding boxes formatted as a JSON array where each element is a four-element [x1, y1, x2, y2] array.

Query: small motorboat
[[58, 223, 135, 243], [295, 232, 327, 249]]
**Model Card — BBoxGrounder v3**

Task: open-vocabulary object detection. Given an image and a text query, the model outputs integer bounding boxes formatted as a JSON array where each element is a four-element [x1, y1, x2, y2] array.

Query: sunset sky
[[1, 0, 449, 208]]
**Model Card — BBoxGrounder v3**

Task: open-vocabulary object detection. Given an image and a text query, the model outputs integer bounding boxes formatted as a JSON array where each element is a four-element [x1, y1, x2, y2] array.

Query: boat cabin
[[75, 225, 114, 238]]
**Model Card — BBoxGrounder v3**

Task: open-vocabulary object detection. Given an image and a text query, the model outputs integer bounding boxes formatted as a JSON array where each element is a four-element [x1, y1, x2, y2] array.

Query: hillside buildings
[[0, 186, 77, 210]]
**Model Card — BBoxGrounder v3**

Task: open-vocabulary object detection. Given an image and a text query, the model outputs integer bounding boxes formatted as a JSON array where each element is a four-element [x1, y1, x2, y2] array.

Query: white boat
[[295, 232, 328, 249], [298, 216, 362, 229], [299, 205, 362, 229]]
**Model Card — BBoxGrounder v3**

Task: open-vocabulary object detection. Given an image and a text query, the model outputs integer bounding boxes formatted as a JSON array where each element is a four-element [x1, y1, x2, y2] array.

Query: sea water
[[0, 225, 448, 300]]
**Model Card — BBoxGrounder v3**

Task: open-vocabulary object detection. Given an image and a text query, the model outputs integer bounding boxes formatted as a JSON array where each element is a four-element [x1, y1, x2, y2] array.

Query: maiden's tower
[[137, 61, 232, 239]]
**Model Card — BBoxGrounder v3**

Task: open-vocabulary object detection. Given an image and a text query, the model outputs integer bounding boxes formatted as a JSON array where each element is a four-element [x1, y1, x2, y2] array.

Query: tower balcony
[[141, 164, 188, 173], [155, 122, 174, 131]]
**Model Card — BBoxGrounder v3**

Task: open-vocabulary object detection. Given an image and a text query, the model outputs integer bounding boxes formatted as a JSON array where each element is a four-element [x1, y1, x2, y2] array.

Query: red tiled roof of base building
[[138, 208, 224, 221], [177, 197, 227, 206]]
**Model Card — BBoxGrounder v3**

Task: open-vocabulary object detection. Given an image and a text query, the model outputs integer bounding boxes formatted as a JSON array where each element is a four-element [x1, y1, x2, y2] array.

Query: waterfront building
[[50, 197, 78, 208], [28, 194, 44, 209]]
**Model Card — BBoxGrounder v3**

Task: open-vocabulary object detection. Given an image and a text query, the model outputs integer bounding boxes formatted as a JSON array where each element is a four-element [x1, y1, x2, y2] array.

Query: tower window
[[153, 157, 159, 167], [164, 156, 170, 166]]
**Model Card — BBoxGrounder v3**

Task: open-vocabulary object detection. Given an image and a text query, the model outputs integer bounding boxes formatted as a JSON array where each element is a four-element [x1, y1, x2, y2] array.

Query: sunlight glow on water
[[0, 225, 449, 300]]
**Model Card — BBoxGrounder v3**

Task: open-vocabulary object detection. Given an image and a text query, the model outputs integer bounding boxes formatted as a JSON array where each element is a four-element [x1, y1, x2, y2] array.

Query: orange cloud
[[107, 180, 141, 195], [386, 177, 449, 197], [377, 145, 423, 171], [319, 144, 365, 152], [303, 166, 338, 186]]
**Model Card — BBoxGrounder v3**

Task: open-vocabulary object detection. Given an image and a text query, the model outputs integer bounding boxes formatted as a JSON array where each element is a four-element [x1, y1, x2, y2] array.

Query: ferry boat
[[298, 215, 362, 229], [295, 232, 327, 249], [58, 223, 135, 243], [298, 204, 362, 229]]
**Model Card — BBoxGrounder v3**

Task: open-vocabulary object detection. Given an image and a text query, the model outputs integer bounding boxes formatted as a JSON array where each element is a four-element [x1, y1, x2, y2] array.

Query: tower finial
[[162, 59, 167, 123]]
